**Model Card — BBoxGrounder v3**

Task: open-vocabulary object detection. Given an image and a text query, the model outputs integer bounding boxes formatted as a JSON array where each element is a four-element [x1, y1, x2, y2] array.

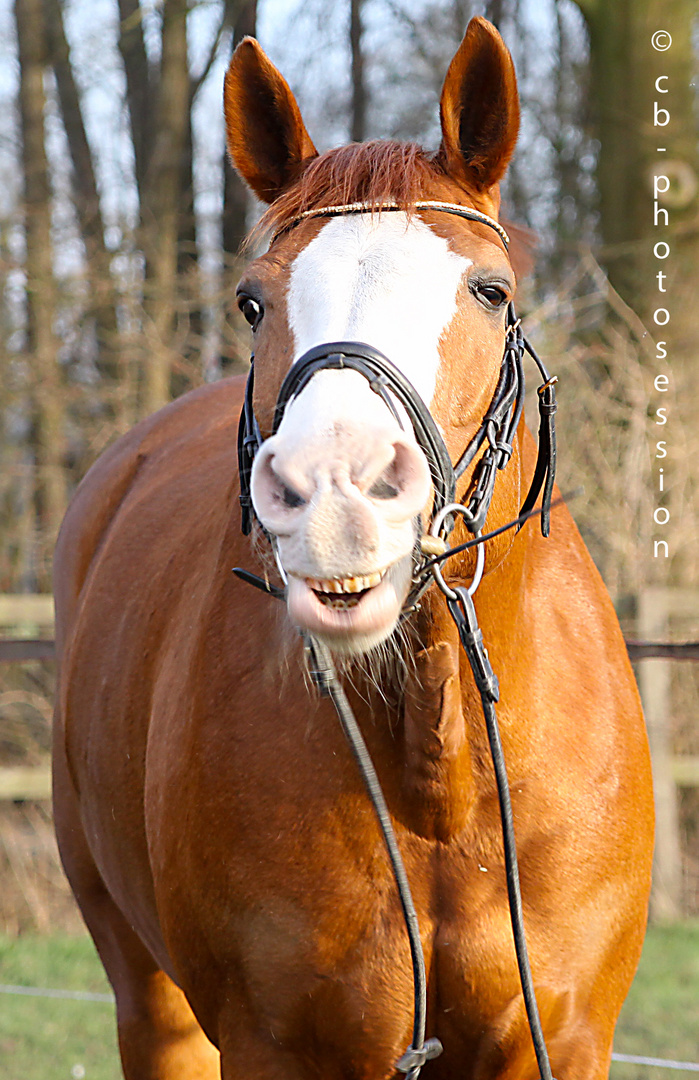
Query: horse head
[[224, 18, 521, 655]]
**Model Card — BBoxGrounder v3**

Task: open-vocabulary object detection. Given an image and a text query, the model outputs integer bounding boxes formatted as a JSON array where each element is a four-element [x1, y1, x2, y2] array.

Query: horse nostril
[[366, 449, 406, 501], [368, 474, 400, 500], [365, 441, 428, 510], [251, 448, 308, 528], [281, 482, 306, 509]]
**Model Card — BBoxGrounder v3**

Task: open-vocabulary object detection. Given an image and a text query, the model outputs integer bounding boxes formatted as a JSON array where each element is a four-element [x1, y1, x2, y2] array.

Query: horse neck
[[393, 523, 528, 842]]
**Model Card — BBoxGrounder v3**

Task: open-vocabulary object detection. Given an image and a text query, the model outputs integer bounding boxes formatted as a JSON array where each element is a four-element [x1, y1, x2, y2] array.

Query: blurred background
[[0, 0, 697, 1076]]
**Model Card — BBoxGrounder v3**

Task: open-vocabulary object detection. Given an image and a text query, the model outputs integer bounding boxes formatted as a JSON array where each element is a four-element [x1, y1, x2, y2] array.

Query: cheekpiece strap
[[237, 359, 261, 536], [449, 304, 525, 534]]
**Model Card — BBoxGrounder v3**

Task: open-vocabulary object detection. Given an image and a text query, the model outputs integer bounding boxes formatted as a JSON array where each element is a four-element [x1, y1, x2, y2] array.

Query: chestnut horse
[[53, 18, 653, 1080]]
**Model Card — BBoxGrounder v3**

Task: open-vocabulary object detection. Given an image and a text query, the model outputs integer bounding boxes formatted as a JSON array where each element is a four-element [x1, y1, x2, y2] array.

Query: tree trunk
[[43, 0, 121, 390], [141, 0, 190, 415], [222, 0, 257, 259], [484, 0, 505, 30], [175, 104, 199, 395], [572, 0, 699, 589], [15, 0, 67, 580], [574, 0, 698, 319], [43, 0, 103, 242], [221, 0, 258, 374], [548, 0, 592, 279], [350, 0, 366, 143], [117, 0, 152, 196]]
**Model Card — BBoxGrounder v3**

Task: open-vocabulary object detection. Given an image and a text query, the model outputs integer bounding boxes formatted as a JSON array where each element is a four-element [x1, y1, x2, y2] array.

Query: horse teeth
[[305, 570, 385, 594]]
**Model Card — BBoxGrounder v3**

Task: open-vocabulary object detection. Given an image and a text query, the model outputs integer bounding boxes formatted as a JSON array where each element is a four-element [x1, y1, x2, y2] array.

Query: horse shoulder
[[53, 378, 249, 954], [494, 501, 654, 923], [54, 377, 245, 653]]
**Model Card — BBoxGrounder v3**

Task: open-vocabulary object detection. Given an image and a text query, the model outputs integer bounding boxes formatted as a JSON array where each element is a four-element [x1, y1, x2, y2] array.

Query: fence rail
[[1, 756, 698, 803], [8, 638, 699, 664], [0, 639, 55, 661], [634, 588, 699, 920], [0, 593, 53, 626], [0, 765, 52, 800], [0, 594, 697, 833], [626, 641, 699, 661], [0, 594, 55, 661]]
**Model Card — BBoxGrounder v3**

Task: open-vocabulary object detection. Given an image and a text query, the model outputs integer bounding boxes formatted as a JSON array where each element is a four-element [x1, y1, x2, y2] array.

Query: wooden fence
[[634, 588, 699, 921], [0, 589, 697, 920], [0, 594, 55, 801]]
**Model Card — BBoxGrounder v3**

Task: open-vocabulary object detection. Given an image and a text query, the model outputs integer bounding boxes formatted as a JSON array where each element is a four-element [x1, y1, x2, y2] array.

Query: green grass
[[0, 935, 119, 1080], [612, 921, 699, 1080], [0, 923, 697, 1079]]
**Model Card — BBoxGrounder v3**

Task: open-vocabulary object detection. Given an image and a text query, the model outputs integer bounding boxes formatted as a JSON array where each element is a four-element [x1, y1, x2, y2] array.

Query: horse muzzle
[[249, 364, 431, 650], [237, 321, 556, 653]]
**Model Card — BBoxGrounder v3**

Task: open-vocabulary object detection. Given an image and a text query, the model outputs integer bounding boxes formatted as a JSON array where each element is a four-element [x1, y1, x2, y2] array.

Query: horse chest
[[194, 808, 520, 1071], [159, 652, 522, 1035]]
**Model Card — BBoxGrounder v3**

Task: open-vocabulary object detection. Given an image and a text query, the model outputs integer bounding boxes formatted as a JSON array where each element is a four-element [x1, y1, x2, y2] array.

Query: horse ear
[[224, 38, 318, 204], [438, 17, 519, 195]]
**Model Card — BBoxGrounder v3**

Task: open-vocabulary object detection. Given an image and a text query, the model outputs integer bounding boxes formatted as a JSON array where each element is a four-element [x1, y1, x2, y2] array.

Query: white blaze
[[252, 211, 473, 652], [286, 212, 471, 405]]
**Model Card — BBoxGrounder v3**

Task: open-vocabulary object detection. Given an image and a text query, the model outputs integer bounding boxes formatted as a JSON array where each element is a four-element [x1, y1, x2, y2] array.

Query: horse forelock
[[250, 140, 488, 247]]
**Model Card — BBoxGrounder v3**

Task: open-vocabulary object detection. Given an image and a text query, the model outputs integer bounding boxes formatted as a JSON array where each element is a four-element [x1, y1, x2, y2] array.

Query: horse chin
[[285, 557, 413, 657]]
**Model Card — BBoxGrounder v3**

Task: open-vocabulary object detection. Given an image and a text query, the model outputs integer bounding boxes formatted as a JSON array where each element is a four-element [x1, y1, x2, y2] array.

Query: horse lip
[[285, 571, 404, 646]]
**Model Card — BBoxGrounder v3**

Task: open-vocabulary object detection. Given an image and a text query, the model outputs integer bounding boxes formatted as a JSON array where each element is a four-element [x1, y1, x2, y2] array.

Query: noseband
[[237, 201, 557, 615], [234, 201, 559, 1080]]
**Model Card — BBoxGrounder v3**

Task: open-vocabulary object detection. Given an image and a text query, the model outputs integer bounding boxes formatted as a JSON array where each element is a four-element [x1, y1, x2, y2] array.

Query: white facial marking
[[255, 212, 473, 653], [286, 213, 472, 406]]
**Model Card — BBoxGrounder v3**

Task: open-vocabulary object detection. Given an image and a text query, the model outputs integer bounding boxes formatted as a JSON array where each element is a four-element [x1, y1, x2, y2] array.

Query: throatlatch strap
[[518, 335, 558, 537]]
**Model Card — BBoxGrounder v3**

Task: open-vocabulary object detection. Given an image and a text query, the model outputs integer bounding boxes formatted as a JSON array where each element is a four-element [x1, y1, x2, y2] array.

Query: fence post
[[637, 588, 682, 920]]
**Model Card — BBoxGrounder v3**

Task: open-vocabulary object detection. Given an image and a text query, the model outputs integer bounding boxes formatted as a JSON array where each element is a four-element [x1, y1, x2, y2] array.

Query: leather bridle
[[237, 201, 557, 612], [233, 201, 559, 1080]]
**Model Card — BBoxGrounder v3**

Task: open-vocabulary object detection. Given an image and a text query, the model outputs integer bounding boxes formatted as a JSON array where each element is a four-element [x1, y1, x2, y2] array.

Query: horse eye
[[476, 284, 508, 309], [237, 295, 263, 330]]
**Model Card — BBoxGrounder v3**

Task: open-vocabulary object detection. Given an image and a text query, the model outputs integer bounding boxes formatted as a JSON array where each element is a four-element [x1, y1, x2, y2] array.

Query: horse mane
[[251, 140, 446, 244]]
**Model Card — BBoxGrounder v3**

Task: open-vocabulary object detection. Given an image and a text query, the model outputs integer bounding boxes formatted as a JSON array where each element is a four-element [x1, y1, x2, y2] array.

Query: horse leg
[[474, 988, 617, 1080], [218, 1024, 310, 1080], [53, 730, 220, 1080], [114, 964, 221, 1080]]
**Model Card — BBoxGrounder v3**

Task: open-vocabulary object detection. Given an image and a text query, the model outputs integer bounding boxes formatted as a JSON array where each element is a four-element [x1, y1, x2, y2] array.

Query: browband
[[269, 200, 510, 249]]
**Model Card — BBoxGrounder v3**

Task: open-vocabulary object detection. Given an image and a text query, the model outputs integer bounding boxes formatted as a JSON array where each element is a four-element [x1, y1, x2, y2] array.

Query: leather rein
[[233, 201, 559, 1080]]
